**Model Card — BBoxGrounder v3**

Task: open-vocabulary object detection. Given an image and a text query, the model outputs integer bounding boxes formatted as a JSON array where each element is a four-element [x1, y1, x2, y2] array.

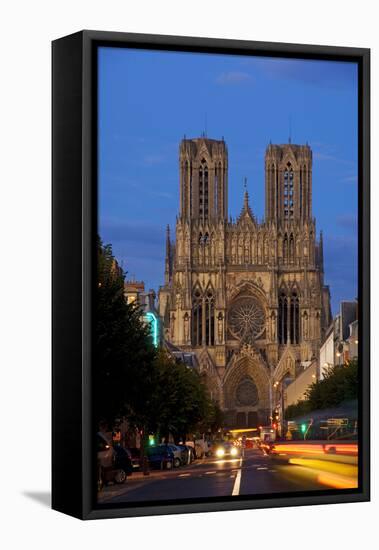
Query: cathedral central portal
[[158, 136, 331, 429]]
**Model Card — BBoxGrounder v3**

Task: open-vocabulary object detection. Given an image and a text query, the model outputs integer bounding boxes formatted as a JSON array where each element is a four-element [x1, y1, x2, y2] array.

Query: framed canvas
[[52, 30, 370, 520]]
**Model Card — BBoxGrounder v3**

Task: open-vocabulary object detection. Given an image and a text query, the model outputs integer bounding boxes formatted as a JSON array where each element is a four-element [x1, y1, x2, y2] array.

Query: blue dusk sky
[[98, 47, 358, 315]]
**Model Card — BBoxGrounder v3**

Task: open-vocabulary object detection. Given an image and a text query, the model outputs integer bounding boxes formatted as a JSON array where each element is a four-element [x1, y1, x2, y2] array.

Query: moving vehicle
[[213, 441, 241, 459], [259, 426, 276, 443]]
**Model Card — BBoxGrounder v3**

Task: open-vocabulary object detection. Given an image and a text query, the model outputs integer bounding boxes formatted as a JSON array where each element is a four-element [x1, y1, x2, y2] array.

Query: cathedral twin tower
[[159, 136, 331, 429]]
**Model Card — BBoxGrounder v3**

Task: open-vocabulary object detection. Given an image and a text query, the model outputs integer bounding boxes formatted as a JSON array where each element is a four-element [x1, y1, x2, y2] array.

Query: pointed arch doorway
[[223, 352, 271, 429]]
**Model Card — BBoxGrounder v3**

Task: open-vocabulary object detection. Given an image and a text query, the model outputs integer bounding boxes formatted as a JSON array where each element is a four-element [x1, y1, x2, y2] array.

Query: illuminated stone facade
[[158, 137, 331, 428]]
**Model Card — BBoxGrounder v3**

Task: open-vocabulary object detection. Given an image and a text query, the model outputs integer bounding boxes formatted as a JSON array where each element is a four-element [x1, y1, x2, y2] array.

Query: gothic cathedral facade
[[158, 137, 332, 428]]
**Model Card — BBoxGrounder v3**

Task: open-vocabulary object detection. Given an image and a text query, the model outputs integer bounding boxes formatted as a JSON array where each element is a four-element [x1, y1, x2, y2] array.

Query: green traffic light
[[301, 423, 307, 433]]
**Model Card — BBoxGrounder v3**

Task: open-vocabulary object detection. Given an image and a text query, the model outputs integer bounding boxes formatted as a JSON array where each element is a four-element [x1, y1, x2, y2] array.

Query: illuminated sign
[[144, 311, 158, 347]]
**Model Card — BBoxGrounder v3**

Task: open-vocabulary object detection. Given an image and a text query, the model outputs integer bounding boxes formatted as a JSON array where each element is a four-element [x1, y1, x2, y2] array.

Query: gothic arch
[[198, 348, 222, 403], [228, 279, 268, 305], [273, 347, 297, 382], [223, 350, 270, 412], [191, 285, 203, 346]]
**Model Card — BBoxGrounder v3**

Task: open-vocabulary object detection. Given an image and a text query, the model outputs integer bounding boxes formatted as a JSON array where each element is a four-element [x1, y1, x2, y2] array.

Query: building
[[285, 359, 318, 408], [125, 279, 160, 347], [158, 136, 332, 428], [319, 300, 358, 378], [319, 323, 334, 379], [346, 319, 358, 361]]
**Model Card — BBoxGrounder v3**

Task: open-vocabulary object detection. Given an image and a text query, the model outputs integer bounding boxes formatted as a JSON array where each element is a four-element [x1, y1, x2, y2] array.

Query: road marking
[[205, 471, 216, 475], [257, 467, 268, 470], [178, 473, 191, 477], [232, 458, 242, 496]]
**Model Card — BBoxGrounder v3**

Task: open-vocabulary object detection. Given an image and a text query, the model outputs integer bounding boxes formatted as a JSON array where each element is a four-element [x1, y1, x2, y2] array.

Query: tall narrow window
[[205, 289, 215, 346], [294, 294, 300, 343], [289, 233, 294, 262], [219, 162, 223, 217], [284, 164, 294, 218], [189, 164, 193, 217], [199, 159, 208, 219], [192, 290, 202, 346], [215, 165, 218, 217], [183, 161, 188, 215], [290, 291, 299, 344], [275, 165, 278, 219], [299, 166, 303, 219], [204, 164, 209, 218], [199, 165, 203, 217], [278, 292, 288, 344]]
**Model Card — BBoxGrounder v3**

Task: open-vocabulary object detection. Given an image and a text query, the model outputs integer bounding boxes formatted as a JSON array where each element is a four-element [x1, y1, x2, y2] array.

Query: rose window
[[228, 297, 265, 342], [236, 377, 259, 407]]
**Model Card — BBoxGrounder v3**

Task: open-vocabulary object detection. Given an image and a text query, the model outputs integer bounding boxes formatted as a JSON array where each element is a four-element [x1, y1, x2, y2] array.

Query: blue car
[[146, 445, 174, 470]]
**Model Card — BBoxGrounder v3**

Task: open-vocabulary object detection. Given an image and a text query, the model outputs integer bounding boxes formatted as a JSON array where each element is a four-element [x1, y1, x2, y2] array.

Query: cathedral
[[158, 136, 332, 429]]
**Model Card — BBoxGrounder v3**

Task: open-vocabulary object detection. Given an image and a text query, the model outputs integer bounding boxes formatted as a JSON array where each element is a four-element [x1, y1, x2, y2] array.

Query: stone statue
[[183, 312, 189, 342], [170, 314, 176, 339], [217, 312, 224, 343]]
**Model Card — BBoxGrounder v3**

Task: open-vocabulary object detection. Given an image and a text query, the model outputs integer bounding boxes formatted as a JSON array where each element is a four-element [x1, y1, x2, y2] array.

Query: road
[[98, 445, 358, 505]]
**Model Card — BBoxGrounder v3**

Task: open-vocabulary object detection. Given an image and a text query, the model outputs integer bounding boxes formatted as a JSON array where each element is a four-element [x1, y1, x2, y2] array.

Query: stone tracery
[[159, 137, 331, 428]]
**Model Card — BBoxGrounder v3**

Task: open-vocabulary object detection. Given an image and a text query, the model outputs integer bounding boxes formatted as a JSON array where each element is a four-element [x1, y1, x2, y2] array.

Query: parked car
[[146, 445, 174, 470], [176, 444, 195, 465], [164, 444, 183, 467], [128, 447, 142, 470], [112, 445, 134, 482], [97, 432, 133, 488], [193, 439, 212, 458]]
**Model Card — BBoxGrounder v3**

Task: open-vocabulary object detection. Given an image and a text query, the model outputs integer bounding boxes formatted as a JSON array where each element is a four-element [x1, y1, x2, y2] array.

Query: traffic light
[[148, 434, 155, 446], [300, 423, 307, 434]]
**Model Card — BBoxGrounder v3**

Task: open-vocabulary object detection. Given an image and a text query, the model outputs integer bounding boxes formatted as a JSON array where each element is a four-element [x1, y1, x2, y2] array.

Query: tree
[[95, 239, 155, 429], [149, 350, 217, 442], [95, 239, 223, 446], [284, 359, 359, 420]]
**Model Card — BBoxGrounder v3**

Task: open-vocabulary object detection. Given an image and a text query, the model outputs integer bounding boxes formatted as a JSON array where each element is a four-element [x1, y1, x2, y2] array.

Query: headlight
[[231, 447, 238, 456], [216, 448, 225, 457]]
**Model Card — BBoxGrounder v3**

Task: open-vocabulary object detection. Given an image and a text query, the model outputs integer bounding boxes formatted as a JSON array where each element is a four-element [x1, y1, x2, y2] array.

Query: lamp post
[[272, 379, 281, 435]]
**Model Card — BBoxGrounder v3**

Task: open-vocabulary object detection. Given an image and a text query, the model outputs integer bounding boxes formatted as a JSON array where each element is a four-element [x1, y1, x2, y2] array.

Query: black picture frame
[[52, 30, 370, 520]]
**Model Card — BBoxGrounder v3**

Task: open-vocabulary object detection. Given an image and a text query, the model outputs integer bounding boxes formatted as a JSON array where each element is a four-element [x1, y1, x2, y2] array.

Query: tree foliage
[[285, 359, 358, 420], [95, 239, 155, 428], [149, 350, 218, 441], [95, 239, 219, 440]]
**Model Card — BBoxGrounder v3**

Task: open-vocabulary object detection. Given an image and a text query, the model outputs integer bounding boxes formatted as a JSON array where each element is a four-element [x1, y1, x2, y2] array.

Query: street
[[98, 444, 358, 505]]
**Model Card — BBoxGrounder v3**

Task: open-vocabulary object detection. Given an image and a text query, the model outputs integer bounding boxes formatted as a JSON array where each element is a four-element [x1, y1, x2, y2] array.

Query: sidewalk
[[127, 457, 206, 481]]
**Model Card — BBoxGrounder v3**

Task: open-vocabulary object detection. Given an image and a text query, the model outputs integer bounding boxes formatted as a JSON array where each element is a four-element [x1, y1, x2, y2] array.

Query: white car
[[194, 439, 212, 458], [165, 444, 183, 467]]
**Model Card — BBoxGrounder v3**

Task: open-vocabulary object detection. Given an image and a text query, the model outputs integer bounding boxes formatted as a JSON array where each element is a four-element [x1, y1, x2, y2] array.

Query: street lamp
[[271, 380, 283, 436]]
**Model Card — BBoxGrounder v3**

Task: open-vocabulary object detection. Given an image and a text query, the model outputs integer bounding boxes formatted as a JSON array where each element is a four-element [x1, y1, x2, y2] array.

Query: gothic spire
[[164, 225, 171, 285], [238, 177, 255, 222]]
